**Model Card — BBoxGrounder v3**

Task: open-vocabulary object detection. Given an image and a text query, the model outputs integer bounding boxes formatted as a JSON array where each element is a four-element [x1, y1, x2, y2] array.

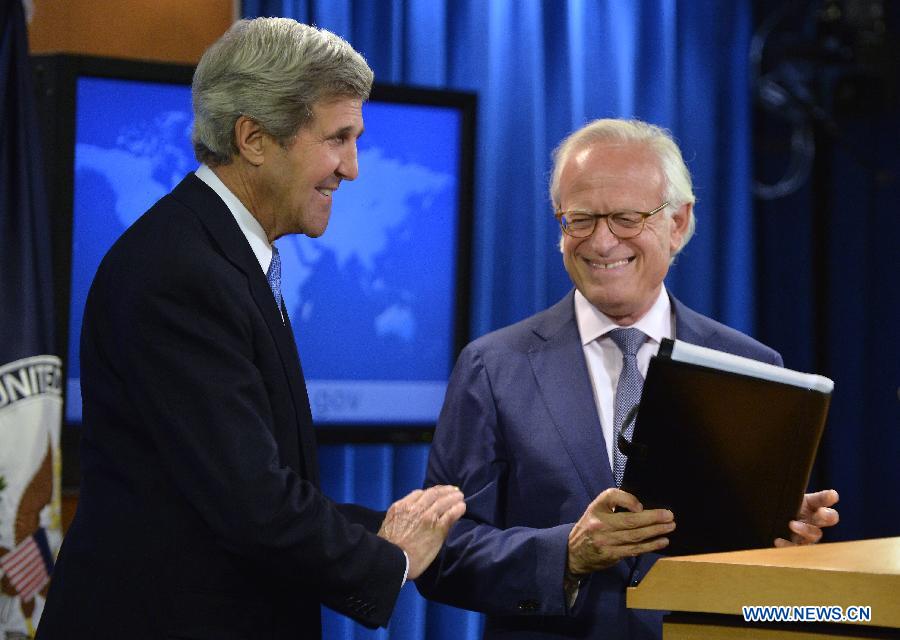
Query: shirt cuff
[[401, 550, 409, 588], [564, 569, 583, 610]]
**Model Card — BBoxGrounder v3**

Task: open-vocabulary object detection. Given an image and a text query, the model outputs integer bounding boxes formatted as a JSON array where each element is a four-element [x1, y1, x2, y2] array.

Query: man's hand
[[567, 488, 675, 576], [774, 489, 840, 547], [378, 485, 466, 580]]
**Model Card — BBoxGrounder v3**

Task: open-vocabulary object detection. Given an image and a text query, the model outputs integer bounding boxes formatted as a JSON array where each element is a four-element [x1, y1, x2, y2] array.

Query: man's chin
[[581, 288, 642, 320], [301, 218, 330, 238]]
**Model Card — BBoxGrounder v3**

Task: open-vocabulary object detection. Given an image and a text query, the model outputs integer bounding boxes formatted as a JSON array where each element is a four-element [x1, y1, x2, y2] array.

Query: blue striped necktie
[[267, 245, 282, 312], [608, 327, 646, 487]]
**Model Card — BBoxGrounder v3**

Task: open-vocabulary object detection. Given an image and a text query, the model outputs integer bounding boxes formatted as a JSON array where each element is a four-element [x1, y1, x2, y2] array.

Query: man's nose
[[587, 216, 620, 251], [338, 142, 359, 181]]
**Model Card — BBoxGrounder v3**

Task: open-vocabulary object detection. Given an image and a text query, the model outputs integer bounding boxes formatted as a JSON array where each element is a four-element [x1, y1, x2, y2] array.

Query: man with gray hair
[[37, 18, 464, 640], [417, 118, 838, 639]]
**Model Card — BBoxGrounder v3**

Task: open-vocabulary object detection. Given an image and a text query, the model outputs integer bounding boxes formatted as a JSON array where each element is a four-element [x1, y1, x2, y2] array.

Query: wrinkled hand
[[774, 489, 839, 547], [378, 485, 466, 580], [567, 488, 675, 575]]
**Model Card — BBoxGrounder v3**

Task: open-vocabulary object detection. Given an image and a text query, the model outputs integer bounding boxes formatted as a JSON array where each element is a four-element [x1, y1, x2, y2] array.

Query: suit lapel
[[524, 291, 711, 502], [171, 174, 317, 482], [670, 294, 715, 346], [282, 303, 320, 483], [527, 293, 616, 499]]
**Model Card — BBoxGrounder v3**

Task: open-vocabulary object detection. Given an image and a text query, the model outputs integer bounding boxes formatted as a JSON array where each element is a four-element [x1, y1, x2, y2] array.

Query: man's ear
[[669, 201, 693, 255], [233, 115, 267, 166]]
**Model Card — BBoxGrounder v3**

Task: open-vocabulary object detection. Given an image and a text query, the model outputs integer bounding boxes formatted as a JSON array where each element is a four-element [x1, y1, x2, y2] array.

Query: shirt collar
[[195, 163, 273, 274], [574, 285, 672, 346]]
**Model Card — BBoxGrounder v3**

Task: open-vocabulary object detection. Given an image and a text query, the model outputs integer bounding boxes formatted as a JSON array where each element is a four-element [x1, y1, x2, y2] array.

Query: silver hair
[[191, 17, 374, 166], [549, 118, 697, 254]]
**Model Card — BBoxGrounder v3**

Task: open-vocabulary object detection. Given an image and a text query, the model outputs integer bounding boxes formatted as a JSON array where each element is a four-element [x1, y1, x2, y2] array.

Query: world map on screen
[[68, 77, 462, 424]]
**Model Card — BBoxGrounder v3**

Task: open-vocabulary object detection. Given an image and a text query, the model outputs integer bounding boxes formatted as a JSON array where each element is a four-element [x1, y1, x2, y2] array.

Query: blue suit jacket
[[37, 175, 405, 640], [418, 291, 782, 639]]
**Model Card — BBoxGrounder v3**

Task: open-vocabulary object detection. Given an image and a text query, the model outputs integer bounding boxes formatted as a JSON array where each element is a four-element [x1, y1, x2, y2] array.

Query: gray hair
[[192, 17, 374, 166], [549, 118, 697, 254]]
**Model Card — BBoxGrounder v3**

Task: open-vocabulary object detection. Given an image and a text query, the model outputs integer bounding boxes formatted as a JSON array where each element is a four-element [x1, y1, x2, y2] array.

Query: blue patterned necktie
[[267, 245, 282, 312], [608, 327, 647, 487]]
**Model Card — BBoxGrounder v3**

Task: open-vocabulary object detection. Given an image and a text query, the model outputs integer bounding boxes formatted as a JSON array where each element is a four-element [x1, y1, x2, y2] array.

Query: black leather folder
[[620, 338, 832, 556]]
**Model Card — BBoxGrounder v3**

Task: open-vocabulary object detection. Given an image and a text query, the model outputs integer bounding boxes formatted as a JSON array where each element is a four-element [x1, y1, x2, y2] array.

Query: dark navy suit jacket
[[418, 291, 782, 639], [37, 174, 405, 640]]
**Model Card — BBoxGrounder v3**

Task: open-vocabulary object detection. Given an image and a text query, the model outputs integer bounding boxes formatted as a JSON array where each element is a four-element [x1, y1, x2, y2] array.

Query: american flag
[[0, 528, 54, 602]]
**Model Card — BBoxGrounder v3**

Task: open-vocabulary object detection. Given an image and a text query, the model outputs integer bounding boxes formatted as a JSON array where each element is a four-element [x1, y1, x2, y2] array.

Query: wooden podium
[[627, 537, 900, 639]]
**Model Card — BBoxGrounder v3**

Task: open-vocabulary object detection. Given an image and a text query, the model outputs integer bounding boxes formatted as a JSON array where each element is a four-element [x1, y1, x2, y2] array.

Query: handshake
[[377, 485, 466, 579]]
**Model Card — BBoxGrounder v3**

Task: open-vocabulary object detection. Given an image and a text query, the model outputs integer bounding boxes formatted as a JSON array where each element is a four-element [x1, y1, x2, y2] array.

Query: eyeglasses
[[555, 201, 669, 239]]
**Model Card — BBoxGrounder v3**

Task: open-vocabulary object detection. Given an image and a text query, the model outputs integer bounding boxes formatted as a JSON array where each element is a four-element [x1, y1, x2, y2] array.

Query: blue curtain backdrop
[[243, 2, 755, 638]]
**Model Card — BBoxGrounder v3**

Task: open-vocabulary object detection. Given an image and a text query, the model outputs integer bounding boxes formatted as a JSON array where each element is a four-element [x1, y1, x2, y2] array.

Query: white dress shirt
[[195, 164, 286, 320], [574, 286, 675, 470], [195, 164, 274, 272]]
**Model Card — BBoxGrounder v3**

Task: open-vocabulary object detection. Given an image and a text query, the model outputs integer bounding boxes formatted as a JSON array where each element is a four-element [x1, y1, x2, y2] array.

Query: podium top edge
[[659, 537, 900, 575]]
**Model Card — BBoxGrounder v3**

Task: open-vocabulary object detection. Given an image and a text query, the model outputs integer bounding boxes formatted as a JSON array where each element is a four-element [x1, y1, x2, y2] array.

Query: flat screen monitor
[[32, 54, 474, 433]]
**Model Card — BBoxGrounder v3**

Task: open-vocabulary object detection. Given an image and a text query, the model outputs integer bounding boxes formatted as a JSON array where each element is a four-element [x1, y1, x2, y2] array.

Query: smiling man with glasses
[[417, 118, 839, 640]]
